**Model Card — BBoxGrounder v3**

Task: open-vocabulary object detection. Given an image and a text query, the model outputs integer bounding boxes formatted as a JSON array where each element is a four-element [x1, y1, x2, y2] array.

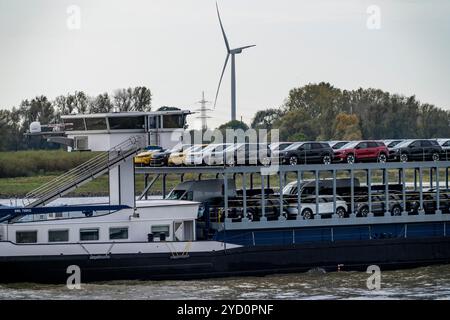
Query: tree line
[[0, 87, 152, 151], [250, 82, 450, 141]]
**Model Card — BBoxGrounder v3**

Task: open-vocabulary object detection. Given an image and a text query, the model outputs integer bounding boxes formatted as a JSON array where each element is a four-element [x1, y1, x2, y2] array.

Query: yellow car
[[168, 144, 207, 166], [134, 146, 164, 166]]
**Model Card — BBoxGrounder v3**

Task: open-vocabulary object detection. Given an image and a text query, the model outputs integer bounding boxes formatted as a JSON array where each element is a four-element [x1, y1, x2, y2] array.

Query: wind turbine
[[214, 2, 255, 122]]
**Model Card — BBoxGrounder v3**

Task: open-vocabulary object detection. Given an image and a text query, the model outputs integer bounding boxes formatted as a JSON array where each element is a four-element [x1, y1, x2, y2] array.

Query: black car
[[278, 142, 334, 165], [405, 190, 450, 214], [389, 139, 443, 162]]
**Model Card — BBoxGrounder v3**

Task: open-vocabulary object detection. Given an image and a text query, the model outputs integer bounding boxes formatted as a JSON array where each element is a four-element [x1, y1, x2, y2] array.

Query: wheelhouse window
[[148, 116, 160, 129], [162, 114, 185, 128], [108, 116, 145, 130], [109, 227, 128, 240], [49, 230, 69, 242], [151, 225, 170, 238], [80, 228, 99, 241], [16, 231, 37, 243], [63, 118, 86, 131], [85, 117, 107, 130]]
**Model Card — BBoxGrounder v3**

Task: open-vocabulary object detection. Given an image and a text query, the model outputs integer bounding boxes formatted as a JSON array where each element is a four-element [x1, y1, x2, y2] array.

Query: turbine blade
[[214, 53, 230, 109], [216, 2, 230, 52], [234, 45, 256, 51]]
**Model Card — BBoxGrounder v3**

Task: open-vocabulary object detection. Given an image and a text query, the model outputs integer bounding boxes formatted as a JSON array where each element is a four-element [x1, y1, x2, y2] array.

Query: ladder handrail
[[25, 137, 142, 197], [25, 137, 141, 197], [24, 136, 144, 207], [28, 148, 137, 200]]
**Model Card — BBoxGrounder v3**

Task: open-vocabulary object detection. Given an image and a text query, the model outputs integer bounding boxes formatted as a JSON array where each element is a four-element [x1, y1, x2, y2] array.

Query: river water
[[1, 198, 450, 300], [0, 265, 450, 300]]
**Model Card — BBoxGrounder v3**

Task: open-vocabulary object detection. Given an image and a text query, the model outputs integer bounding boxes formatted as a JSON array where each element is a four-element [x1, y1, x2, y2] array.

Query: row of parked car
[[134, 138, 450, 167]]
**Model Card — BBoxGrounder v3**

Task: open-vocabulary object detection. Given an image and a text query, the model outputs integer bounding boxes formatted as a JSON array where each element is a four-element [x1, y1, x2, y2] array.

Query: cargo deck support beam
[[279, 171, 285, 221], [414, 169, 418, 191], [138, 174, 160, 201], [315, 170, 319, 218], [261, 174, 266, 221], [350, 169, 356, 218], [242, 173, 248, 221], [384, 168, 390, 216], [332, 170, 337, 219], [162, 174, 167, 199], [368, 169, 373, 217], [430, 168, 434, 189], [402, 168, 407, 216], [436, 166, 441, 214], [144, 174, 149, 200], [419, 167, 425, 214], [297, 170, 302, 220], [223, 173, 230, 222], [446, 168, 449, 189]]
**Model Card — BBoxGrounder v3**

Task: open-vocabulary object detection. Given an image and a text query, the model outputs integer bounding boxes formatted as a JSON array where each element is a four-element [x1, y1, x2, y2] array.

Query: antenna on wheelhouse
[[195, 91, 212, 130]]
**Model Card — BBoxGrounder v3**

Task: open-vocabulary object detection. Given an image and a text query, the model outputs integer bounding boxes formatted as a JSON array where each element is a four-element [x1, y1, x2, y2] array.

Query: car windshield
[[332, 142, 348, 149], [278, 143, 292, 151], [224, 143, 242, 151], [339, 141, 359, 149], [189, 145, 206, 153], [394, 140, 412, 148], [169, 144, 190, 153], [285, 142, 304, 151], [386, 141, 401, 147], [271, 143, 291, 151], [197, 144, 218, 153], [166, 189, 186, 200], [145, 146, 162, 151], [212, 144, 232, 152]]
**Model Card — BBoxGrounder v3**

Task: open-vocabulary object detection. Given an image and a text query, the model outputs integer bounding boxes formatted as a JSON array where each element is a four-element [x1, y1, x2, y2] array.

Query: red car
[[334, 141, 389, 164]]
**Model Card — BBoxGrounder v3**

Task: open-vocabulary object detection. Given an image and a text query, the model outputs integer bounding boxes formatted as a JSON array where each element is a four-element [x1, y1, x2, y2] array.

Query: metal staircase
[[23, 136, 145, 208]]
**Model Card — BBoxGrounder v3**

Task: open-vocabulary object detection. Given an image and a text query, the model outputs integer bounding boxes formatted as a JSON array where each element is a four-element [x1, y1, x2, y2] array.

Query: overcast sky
[[0, 0, 449, 129]]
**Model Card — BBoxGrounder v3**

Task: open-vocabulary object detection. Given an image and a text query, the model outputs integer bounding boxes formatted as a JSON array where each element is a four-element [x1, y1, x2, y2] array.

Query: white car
[[184, 143, 232, 166], [286, 195, 348, 219], [203, 143, 235, 165]]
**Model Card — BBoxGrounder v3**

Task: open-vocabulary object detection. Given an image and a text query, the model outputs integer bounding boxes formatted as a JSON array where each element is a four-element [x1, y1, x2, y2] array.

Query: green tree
[[89, 92, 113, 113], [250, 108, 282, 130], [217, 120, 249, 131], [333, 113, 362, 140]]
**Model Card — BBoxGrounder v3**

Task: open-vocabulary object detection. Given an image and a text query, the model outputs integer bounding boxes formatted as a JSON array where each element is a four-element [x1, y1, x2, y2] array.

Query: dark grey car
[[355, 193, 403, 217]]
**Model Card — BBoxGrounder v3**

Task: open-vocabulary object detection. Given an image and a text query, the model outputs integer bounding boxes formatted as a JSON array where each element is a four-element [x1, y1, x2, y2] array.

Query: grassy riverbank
[[0, 150, 444, 198], [0, 169, 443, 198]]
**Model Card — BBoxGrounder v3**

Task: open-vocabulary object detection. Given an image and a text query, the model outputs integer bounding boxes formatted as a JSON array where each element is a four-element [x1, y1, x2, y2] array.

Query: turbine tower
[[195, 91, 212, 130], [214, 2, 255, 121]]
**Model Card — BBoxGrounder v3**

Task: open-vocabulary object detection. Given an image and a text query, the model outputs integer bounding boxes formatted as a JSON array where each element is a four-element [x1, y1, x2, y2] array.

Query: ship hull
[[1, 236, 450, 283]]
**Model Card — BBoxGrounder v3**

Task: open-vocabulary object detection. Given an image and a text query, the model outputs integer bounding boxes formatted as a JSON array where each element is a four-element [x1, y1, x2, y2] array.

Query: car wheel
[[261, 157, 271, 167], [378, 153, 387, 163], [322, 155, 332, 165], [246, 209, 256, 221], [336, 206, 346, 218], [432, 153, 440, 162], [346, 154, 355, 164], [227, 158, 236, 167], [359, 206, 369, 217], [289, 156, 298, 166], [400, 154, 408, 163], [391, 205, 402, 216], [302, 208, 314, 220]]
